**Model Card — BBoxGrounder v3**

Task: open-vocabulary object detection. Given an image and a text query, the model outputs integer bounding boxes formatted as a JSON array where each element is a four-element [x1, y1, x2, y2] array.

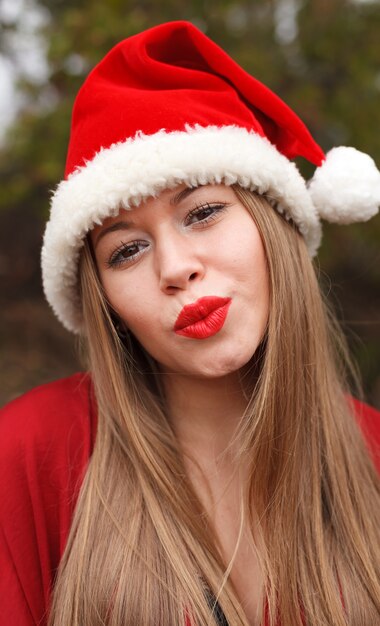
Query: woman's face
[[91, 184, 270, 378]]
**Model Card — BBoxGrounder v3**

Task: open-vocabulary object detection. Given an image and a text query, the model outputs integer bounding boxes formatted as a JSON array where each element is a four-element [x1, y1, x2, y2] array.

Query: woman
[[1, 20, 379, 626]]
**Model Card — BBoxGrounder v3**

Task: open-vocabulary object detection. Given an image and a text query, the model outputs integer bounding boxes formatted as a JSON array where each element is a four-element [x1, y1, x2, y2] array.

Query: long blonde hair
[[48, 187, 380, 626]]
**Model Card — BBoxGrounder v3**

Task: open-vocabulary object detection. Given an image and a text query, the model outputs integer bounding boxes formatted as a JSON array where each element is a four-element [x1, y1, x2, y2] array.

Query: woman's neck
[[163, 371, 248, 463]]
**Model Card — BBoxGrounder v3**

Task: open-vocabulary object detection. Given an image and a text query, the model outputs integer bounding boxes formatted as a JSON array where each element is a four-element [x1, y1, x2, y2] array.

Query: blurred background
[[0, 0, 379, 408]]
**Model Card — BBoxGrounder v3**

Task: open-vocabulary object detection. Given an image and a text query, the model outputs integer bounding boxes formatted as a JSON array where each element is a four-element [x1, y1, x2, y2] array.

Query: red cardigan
[[0, 373, 379, 626]]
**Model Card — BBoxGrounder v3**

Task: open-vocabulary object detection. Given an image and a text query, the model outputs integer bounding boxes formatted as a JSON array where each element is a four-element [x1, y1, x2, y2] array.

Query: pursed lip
[[174, 296, 232, 331]]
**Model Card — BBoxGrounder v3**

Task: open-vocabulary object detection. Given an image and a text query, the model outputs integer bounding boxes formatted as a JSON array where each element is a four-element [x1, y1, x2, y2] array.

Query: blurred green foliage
[[0, 0, 379, 405]]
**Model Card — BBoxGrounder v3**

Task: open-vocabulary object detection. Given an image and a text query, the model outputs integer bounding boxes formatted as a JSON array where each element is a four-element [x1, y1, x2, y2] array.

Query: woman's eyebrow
[[94, 220, 133, 248], [94, 187, 198, 247], [170, 186, 198, 205]]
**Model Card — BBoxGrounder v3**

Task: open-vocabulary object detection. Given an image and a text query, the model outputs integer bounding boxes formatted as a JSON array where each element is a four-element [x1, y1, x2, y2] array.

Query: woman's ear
[[115, 321, 128, 340], [109, 311, 128, 340]]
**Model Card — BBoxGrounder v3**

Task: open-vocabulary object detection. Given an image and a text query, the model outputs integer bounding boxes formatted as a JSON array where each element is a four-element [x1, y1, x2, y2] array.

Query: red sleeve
[[350, 397, 380, 474], [0, 373, 96, 626]]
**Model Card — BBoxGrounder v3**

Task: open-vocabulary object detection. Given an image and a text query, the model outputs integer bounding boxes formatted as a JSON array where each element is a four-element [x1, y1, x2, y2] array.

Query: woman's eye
[[185, 203, 226, 226], [108, 240, 148, 268]]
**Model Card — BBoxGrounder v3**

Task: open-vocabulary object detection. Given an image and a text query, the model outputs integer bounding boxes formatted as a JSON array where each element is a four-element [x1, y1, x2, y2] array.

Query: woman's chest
[[213, 507, 264, 626], [187, 461, 264, 625]]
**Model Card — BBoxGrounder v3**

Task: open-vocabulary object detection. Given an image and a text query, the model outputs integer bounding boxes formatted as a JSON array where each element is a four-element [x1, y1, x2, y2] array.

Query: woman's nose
[[156, 231, 205, 293]]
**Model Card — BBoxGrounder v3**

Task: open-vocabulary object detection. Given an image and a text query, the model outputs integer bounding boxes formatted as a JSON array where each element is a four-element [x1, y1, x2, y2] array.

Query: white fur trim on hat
[[42, 125, 321, 334], [308, 146, 380, 224]]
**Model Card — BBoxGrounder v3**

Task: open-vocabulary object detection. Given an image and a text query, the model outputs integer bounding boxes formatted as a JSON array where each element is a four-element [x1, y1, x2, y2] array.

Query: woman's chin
[[159, 349, 258, 380]]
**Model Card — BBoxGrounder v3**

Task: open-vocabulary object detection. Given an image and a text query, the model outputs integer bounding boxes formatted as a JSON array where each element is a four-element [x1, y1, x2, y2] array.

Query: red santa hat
[[41, 20, 380, 333]]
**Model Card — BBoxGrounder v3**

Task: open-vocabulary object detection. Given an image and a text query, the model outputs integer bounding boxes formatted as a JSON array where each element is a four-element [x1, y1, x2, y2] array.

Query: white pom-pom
[[308, 146, 380, 223]]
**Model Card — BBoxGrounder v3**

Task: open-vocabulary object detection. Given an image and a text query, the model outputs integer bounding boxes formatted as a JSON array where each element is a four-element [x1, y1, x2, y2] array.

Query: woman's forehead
[[90, 183, 237, 233]]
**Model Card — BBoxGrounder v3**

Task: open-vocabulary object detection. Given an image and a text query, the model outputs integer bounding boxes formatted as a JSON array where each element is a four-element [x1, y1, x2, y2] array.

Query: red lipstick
[[174, 296, 232, 339]]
